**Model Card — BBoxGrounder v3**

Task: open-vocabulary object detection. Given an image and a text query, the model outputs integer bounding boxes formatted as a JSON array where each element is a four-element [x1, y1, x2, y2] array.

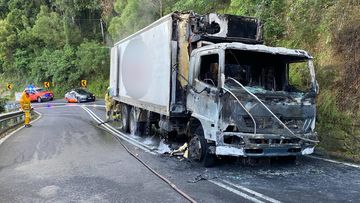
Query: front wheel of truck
[[188, 126, 215, 167]]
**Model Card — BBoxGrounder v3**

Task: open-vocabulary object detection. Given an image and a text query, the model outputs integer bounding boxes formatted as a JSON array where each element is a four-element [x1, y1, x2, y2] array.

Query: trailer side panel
[[116, 16, 173, 116]]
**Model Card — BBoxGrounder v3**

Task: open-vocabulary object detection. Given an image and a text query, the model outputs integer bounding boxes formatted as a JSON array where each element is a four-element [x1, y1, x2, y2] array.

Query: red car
[[25, 87, 54, 103]]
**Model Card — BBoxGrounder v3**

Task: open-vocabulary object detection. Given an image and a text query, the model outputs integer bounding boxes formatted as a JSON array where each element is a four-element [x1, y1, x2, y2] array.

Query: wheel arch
[[188, 114, 217, 142]]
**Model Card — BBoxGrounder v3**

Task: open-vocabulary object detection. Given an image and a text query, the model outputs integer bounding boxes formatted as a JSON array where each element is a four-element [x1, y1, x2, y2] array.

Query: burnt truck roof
[[114, 11, 263, 46], [192, 42, 313, 59]]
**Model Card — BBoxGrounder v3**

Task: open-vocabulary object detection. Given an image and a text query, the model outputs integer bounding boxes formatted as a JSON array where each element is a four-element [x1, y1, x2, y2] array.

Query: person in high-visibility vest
[[105, 87, 115, 121], [113, 102, 121, 122], [19, 91, 32, 128]]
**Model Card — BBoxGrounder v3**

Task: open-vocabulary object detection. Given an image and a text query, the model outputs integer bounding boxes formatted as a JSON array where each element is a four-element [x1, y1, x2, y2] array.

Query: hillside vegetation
[[0, 0, 359, 161]]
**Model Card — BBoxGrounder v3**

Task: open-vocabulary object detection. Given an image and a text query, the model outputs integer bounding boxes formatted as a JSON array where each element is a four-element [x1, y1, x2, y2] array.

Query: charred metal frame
[[186, 43, 318, 157]]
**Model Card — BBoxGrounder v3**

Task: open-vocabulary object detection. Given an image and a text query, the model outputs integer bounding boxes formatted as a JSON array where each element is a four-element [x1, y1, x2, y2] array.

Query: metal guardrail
[[0, 110, 36, 135]]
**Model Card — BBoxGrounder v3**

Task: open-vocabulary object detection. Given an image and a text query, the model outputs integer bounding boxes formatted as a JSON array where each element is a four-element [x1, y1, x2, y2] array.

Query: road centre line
[[308, 155, 360, 169], [209, 180, 265, 203], [220, 179, 281, 203]]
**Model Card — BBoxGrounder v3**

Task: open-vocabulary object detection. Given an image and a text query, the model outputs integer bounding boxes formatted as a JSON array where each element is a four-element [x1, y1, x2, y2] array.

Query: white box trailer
[[110, 15, 173, 116], [109, 12, 318, 166]]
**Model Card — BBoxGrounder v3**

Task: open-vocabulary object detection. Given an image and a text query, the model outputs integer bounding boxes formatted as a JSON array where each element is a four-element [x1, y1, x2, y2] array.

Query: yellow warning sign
[[81, 80, 87, 87], [44, 82, 50, 88], [6, 83, 12, 90]]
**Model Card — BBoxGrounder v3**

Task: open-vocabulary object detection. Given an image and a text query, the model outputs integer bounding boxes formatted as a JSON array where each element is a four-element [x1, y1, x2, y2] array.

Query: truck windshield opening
[[225, 49, 311, 92]]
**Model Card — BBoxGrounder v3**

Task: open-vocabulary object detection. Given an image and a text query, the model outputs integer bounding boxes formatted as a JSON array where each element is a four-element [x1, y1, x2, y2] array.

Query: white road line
[[308, 155, 360, 169], [209, 180, 265, 203], [221, 180, 282, 203], [0, 110, 42, 145], [81, 106, 156, 155]]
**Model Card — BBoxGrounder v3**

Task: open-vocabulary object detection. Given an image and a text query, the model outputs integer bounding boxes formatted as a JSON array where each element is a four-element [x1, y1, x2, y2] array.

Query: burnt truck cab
[[187, 42, 319, 157]]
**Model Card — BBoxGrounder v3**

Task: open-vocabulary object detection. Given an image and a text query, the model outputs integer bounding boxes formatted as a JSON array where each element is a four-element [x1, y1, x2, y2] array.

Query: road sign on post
[[81, 80, 87, 87], [44, 82, 50, 88], [6, 83, 12, 90]]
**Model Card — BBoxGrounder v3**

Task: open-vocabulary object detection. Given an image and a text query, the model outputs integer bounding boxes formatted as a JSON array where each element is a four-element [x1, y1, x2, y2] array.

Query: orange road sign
[[81, 80, 87, 87], [6, 83, 12, 90], [44, 82, 50, 88]]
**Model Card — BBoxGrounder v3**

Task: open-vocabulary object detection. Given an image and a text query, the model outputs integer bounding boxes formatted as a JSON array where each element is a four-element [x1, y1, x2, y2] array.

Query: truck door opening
[[199, 54, 219, 87]]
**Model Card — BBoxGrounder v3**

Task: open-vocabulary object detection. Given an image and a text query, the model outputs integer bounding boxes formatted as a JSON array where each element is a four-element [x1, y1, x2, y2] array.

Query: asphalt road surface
[[0, 99, 359, 202]]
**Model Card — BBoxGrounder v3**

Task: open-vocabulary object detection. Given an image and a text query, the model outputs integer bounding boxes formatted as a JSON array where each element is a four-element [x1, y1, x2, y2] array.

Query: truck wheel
[[143, 121, 151, 136], [129, 107, 141, 135], [121, 104, 130, 133], [188, 126, 215, 167], [37, 97, 42, 103]]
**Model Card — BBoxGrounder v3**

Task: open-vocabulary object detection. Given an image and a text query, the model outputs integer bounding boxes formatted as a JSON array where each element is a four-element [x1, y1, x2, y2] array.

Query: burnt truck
[[109, 12, 319, 166]]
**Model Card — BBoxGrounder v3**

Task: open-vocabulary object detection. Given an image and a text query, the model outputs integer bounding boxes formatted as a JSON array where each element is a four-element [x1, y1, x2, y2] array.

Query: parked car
[[65, 89, 95, 103], [25, 87, 54, 103]]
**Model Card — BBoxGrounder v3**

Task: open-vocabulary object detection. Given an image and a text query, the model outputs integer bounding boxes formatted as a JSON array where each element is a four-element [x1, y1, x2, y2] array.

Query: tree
[[32, 6, 67, 48], [75, 41, 109, 77], [108, 0, 158, 41]]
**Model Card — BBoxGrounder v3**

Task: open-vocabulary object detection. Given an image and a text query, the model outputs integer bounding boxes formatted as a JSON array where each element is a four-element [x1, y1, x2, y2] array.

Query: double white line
[[209, 179, 281, 203], [81, 105, 281, 203]]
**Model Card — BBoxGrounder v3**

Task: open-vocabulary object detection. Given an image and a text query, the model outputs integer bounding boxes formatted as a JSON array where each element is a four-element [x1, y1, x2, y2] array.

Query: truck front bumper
[[215, 132, 317, 157]]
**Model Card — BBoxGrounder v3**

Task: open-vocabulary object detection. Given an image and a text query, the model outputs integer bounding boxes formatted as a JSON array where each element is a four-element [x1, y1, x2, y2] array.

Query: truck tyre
[[143, 121, 151, 136], [188, 126, 215, 167], [121, 104, 130, 133], [129, 107, 141, 135]]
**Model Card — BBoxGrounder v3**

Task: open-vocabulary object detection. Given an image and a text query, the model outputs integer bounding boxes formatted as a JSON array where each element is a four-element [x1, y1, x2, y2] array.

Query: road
[[0, 99, 359, 202]]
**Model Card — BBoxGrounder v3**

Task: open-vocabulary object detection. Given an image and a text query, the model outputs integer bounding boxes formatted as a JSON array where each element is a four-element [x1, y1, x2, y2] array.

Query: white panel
[[117, 17, 172, 115], [109, 46, 118, 96]]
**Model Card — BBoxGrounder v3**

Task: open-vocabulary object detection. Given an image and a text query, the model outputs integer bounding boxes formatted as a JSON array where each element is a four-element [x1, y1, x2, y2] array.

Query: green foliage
[[0, 0, 108, 99], [227, 0, 286, 45], [288, 62, 310, 92], [32, 6, 67, 48], [76, 41, 109, 77], [109, 0, 159, 41], [170, 0, 230, 13]]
